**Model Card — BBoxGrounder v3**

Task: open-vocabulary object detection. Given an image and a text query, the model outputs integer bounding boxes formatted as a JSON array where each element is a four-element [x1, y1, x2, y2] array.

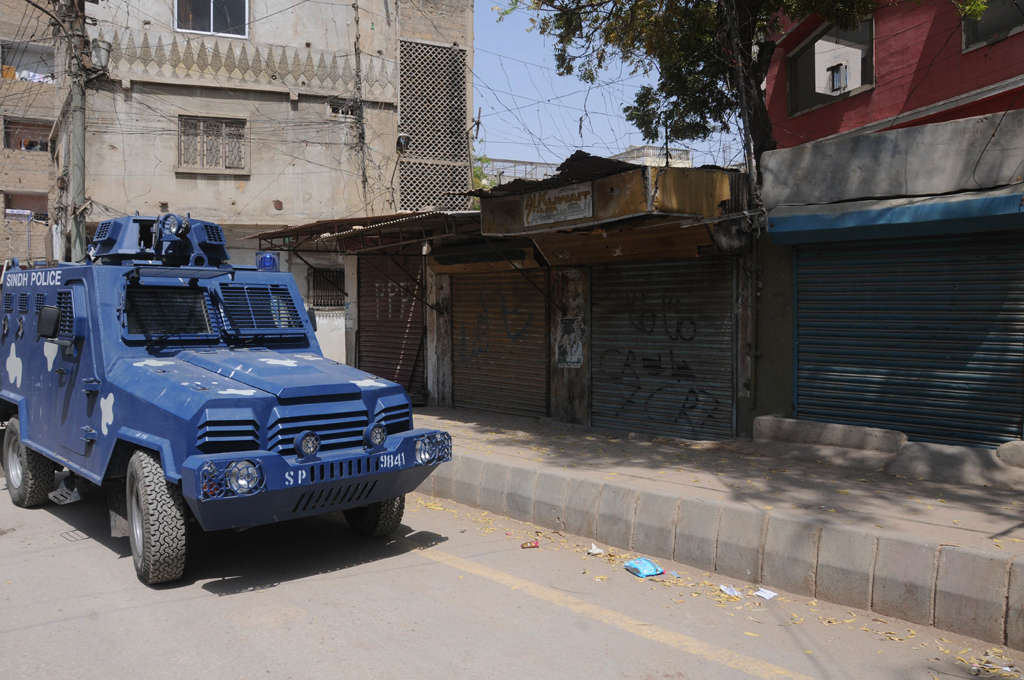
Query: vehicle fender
[[0, 389, 26, 425], [113, 426, 179, 483]]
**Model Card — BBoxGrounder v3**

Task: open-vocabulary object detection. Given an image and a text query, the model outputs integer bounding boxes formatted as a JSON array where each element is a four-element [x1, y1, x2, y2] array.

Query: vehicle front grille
[[197, 409, 260, 454], [267, 403, 368, 455], [291, 478, 379, 514], [378, 403, 412, 434]]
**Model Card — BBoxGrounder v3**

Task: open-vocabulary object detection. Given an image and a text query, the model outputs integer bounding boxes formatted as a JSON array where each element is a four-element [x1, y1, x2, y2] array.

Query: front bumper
[[180, 429, 451, 531]]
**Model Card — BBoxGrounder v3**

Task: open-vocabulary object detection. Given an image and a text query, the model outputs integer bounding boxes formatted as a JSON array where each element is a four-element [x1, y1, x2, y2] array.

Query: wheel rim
[[5, 436, 22, 489], [129, 484, 144, 561]]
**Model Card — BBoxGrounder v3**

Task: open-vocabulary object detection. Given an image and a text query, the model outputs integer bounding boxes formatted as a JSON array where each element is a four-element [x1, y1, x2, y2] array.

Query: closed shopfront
[[591, 257, 736, 440], [358, 256, 426, 401], [451, 270, 547, 416], [796, 233, 1024, 448]]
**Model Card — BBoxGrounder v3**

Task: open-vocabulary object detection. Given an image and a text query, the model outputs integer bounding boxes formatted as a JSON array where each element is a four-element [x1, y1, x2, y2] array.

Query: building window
[[178, 117, 247, 172], [176, 0, 247, 37], [965, 0, 1024, 48], [3, 120, 50, 151], [327, 98, 356, 119], [789, 19, 874, 115], [0, 43, 55, 82], [307, 268, 346, 309]]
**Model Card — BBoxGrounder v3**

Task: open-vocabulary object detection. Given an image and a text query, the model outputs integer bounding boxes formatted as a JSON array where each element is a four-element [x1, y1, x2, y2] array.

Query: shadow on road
[[33, 481, 446, 593]]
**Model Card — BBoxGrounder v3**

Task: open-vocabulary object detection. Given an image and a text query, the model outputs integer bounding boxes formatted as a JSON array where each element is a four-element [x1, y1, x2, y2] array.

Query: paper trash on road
[[586, 544, 605, 556], [720, 585, 742, 597], [755, 588, 778, 600], [521, 540, 540, 549], [624, 558, 664, 578]]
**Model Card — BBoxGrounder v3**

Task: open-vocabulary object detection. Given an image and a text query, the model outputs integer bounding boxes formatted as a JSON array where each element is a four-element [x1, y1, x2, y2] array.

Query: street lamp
[[90, 39, 111, 71]]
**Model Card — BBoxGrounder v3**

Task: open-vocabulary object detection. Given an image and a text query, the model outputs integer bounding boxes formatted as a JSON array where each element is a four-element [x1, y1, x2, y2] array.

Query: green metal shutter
[[451, 270, 548, 417], [796, 233, 1024, 448], [591, 257, 736, 440]]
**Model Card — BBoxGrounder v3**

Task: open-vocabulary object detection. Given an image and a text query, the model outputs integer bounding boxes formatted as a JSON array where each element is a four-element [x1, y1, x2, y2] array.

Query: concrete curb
[[418, 453, 1024, 649]]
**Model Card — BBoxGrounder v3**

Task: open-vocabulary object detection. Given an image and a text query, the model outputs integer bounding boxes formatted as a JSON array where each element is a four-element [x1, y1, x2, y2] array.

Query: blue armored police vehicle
[[0, 214, 451, 584]]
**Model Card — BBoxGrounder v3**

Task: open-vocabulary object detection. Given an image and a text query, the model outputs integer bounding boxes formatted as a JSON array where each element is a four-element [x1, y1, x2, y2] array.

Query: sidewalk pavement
[[413, 407, 1024, 650]]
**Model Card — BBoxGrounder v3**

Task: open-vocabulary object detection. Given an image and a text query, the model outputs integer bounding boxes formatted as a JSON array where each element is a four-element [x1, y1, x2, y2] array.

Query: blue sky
[[472, 6, 742, 167]]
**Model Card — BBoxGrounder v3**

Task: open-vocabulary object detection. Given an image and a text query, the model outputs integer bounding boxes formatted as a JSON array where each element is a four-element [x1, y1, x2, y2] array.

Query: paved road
[[0, 485, 1015, 679]]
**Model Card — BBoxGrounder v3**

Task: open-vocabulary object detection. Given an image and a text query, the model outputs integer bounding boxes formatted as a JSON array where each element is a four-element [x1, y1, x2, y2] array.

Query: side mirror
[[38, 305, 60, 339], [307, 306, 318, 332]]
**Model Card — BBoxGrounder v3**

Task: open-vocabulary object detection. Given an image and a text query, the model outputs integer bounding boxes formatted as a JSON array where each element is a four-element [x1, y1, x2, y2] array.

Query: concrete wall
[[76, 81, 393, 227], [48, 0, 404, 231], [737, 237, 795, 433], [400, 0, 473, 46], [763, 108, 1024, 210]]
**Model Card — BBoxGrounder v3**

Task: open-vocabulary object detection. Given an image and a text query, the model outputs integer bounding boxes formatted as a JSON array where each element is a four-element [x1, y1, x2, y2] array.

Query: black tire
[[126, 450, 187, 585], [344, 495, 405, 538], [2, 417, 54, 508]]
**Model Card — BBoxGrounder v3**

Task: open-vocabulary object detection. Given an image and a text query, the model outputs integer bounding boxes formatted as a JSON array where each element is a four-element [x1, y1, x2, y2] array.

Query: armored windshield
[[125, 287, 214, 337]]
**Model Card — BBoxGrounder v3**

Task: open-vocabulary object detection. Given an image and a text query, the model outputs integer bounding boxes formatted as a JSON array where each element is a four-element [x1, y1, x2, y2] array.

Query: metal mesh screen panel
[[399, 40, 471, 211], [399, 161, 472, 211]]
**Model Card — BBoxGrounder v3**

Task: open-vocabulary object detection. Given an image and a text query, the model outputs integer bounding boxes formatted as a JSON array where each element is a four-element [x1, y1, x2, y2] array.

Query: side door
[[53, 283, 104, 462]]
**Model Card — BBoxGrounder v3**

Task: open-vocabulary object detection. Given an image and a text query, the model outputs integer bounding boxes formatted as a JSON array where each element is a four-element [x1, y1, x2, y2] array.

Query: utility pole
[[725, 0, 760, 216], [65, 0, 87, 261], [352, 0, 370, 217]]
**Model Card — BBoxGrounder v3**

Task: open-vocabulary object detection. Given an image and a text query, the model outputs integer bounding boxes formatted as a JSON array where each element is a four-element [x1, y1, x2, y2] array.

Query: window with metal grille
[[398, 40, 471, 211], [178, 117, 247, 172], [219, 283, 304, 334], [307, 268, 346, 309], [175, 0, 247, 37], [126, 287, 214, 336]]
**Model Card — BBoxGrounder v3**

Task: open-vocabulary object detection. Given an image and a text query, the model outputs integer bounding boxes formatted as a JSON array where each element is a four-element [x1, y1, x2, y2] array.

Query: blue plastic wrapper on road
[[624, 558, 664, 578]]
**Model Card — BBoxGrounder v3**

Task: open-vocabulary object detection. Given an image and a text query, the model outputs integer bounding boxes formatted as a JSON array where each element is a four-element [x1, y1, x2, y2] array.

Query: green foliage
[[471, 143, 493, 209], [505, 0, 987, 165]]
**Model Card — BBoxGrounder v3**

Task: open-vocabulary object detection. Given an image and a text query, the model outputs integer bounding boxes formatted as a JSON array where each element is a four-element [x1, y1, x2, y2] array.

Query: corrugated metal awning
[[767, 185, 1024, 244]]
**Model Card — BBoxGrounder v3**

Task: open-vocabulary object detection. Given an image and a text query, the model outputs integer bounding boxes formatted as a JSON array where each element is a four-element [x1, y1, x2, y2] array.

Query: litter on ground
[[624, 558, 664, 578]]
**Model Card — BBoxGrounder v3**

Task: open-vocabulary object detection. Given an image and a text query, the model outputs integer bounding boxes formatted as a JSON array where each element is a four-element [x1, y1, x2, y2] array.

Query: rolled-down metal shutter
[[452, 270, 547, 417], [796, 233, 1024, 448], [591, 257, 735, 440], [358, 256, 426, 400]]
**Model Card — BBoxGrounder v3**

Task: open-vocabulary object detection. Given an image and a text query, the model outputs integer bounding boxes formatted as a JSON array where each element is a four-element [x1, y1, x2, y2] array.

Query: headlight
[[295, 430, 321, 457], [364, 422, 387, 448], [414, 432, 452, 464], [225, 460, 262, 495], [415, 439, 432, 464]]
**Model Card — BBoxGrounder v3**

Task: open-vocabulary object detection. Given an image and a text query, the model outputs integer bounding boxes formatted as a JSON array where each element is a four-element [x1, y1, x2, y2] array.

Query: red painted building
[[765, 0, 1024, 147]]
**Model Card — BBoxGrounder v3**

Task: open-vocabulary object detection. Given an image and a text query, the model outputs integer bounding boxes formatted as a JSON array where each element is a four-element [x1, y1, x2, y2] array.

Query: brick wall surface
[[0, 148, 51, 194]]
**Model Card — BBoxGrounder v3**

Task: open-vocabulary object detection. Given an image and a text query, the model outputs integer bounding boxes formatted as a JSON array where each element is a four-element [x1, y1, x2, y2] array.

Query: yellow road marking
[[406, 542, 815, 680]]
